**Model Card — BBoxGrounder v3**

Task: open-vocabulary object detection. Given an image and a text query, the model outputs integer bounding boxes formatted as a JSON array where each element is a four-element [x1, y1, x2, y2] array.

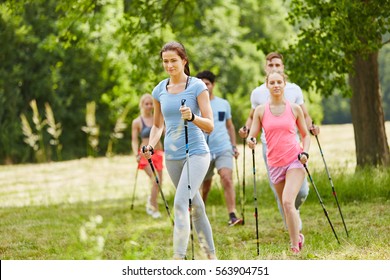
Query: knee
[[191, 200, 206, 221], [219, 170, 233, 188], [174, 199, 188, 215], [282, 200, 295, 214]]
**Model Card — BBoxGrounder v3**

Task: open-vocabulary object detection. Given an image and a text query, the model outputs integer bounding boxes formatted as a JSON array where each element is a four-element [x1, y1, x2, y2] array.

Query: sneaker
[[291, 247, 300, 254], [298, 233, 305, 250], [146, 197, 161, 219], [228, 217, 243, 227], [146, 205, 161, 219]]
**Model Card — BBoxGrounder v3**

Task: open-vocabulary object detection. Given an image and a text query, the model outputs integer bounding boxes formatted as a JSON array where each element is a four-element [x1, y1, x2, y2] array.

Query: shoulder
[[289, 102, 303, 115], [286, 82, 302, 92], [190, 76, 206, 88], [216, 96, 229, 105], [254, 103, 266, 116], [251, 83, 267, 94], [189, 77, 208, 95], [152, 79, 169, 97], [132, 116, 141, 126]]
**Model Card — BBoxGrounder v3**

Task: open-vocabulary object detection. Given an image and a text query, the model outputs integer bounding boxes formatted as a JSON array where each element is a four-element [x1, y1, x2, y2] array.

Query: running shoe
[[146, 197, 161, 219], [291, 247, 300, 254], [228, 217, 243, 226], [298, 233, 305, 250]]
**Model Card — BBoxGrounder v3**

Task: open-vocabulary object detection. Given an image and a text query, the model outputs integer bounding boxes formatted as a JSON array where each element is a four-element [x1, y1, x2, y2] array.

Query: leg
[[201, 160, 215, 203], [186, 154, 216, 258], [283, 168, 305, 249], [215, 151, 242, 225], [201, 179, 212, 202], [295, 177, 309, 231], [166, 154, 215, 259], [295, 177, 309, 209], [218, 167, 236, 214], [143, 165, 161, 218], [263, 144, 286, 226]]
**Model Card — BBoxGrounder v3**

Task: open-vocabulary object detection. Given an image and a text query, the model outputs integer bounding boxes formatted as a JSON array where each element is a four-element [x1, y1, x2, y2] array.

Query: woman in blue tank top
[[131, 93, 164, 219], [142, 42, 216, 260]]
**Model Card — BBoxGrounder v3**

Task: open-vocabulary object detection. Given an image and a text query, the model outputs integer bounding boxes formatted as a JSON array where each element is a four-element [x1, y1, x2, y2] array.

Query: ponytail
[[184, 62, 190, 76]]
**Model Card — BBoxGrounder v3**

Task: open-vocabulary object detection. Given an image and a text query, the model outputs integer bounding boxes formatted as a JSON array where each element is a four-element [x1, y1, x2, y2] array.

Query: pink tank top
[[262, 101, 302, 167]]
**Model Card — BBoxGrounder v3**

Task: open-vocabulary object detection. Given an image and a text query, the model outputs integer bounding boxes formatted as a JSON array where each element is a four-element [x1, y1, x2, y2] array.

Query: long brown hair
[[160, 42, 190, 75]]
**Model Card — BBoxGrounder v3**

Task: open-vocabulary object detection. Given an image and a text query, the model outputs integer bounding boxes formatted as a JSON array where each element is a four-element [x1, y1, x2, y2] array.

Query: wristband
[[298, 152, 309, 160], [188, 112, 195, 122]]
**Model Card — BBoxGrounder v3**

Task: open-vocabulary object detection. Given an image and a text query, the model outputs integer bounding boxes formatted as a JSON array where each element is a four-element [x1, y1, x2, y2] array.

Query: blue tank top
[[140, 117, 151, 139]]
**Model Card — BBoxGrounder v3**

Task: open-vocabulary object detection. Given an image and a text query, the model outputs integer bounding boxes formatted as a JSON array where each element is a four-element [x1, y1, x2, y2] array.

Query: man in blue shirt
[[196, 70, 243, 226]]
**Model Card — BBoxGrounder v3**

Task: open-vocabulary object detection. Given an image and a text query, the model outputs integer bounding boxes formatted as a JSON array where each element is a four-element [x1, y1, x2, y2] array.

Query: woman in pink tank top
[[247, 70, 311, 254]]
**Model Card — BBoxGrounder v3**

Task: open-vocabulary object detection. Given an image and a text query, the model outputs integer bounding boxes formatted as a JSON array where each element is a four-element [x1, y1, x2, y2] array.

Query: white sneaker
[[146, 197, 161, 219]]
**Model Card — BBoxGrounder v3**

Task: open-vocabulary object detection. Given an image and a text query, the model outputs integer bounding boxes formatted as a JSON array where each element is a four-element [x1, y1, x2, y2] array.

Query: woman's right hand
[[246, 137, 257, 149], [141, 145, 154, 159]]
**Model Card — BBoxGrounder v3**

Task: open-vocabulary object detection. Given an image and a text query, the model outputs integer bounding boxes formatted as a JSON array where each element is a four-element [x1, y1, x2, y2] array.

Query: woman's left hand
[[298, 152, 309, 164]]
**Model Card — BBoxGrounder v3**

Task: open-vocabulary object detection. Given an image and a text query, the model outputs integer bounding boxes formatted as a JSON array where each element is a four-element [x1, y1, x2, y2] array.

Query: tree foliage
[[0, 0, 293, 163], [1, 0, 389, 165], [283, 0, 390, 167], [284, 0, 390, 96]]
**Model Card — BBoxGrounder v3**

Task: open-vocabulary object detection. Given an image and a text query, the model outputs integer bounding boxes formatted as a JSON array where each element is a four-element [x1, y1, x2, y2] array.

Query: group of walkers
[[131, 41, 320, 259]]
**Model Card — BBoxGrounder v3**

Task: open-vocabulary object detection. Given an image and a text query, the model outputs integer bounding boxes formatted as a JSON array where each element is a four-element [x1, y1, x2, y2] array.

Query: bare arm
[[226, 118, 239, 158], [226, 118, 237, 147], [147, 98, 165, 150], [299, 103, 320, 135], [295, 104, 311, 163], [238, 108, 255, 138], [131, 117, 140, 157], [247, 106, 264, 149]]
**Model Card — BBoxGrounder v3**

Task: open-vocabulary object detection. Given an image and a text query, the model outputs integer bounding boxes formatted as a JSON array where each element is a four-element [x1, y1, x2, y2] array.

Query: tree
[[284, 0, 390, 167]]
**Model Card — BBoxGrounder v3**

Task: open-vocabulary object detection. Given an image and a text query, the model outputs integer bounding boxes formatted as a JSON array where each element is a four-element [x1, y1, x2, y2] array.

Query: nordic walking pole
[[251, 138, 260, 256], [300, 155, 340, 244], [242, 127, 247, 225], [314, 133, 349, 237], [142, 146, 174, 226], [181, 99, 195, 260], [130, 162, 140, 210]]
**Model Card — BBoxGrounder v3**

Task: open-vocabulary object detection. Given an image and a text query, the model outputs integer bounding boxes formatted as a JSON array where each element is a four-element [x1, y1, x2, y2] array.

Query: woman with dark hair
[[142, 42, 216, 260]]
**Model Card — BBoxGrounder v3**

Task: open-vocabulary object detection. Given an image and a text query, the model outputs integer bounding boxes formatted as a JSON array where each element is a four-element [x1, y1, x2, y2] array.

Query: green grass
[[0, 123, 389, 260]]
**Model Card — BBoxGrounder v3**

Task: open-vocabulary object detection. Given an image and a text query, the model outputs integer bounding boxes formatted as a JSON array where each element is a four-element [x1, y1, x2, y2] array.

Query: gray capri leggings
[[165, 153, 216, 259]]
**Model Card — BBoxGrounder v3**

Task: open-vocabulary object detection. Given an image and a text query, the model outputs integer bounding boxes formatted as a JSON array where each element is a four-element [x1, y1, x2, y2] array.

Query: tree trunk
[[349, 52, 390, 167]]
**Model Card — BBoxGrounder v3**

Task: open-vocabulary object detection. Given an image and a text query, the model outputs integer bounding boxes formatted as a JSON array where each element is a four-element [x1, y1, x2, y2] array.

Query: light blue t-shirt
[[152, 77, 210, 160], [206, 96, 232, 156]]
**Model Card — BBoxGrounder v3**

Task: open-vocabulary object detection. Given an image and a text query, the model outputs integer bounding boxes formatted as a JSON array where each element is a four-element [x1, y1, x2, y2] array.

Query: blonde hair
[[139, 93, 153, 115]]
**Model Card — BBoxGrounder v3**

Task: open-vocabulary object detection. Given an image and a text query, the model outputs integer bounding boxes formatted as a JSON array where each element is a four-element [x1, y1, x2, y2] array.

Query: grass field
[[0, 123, 389, 260]]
